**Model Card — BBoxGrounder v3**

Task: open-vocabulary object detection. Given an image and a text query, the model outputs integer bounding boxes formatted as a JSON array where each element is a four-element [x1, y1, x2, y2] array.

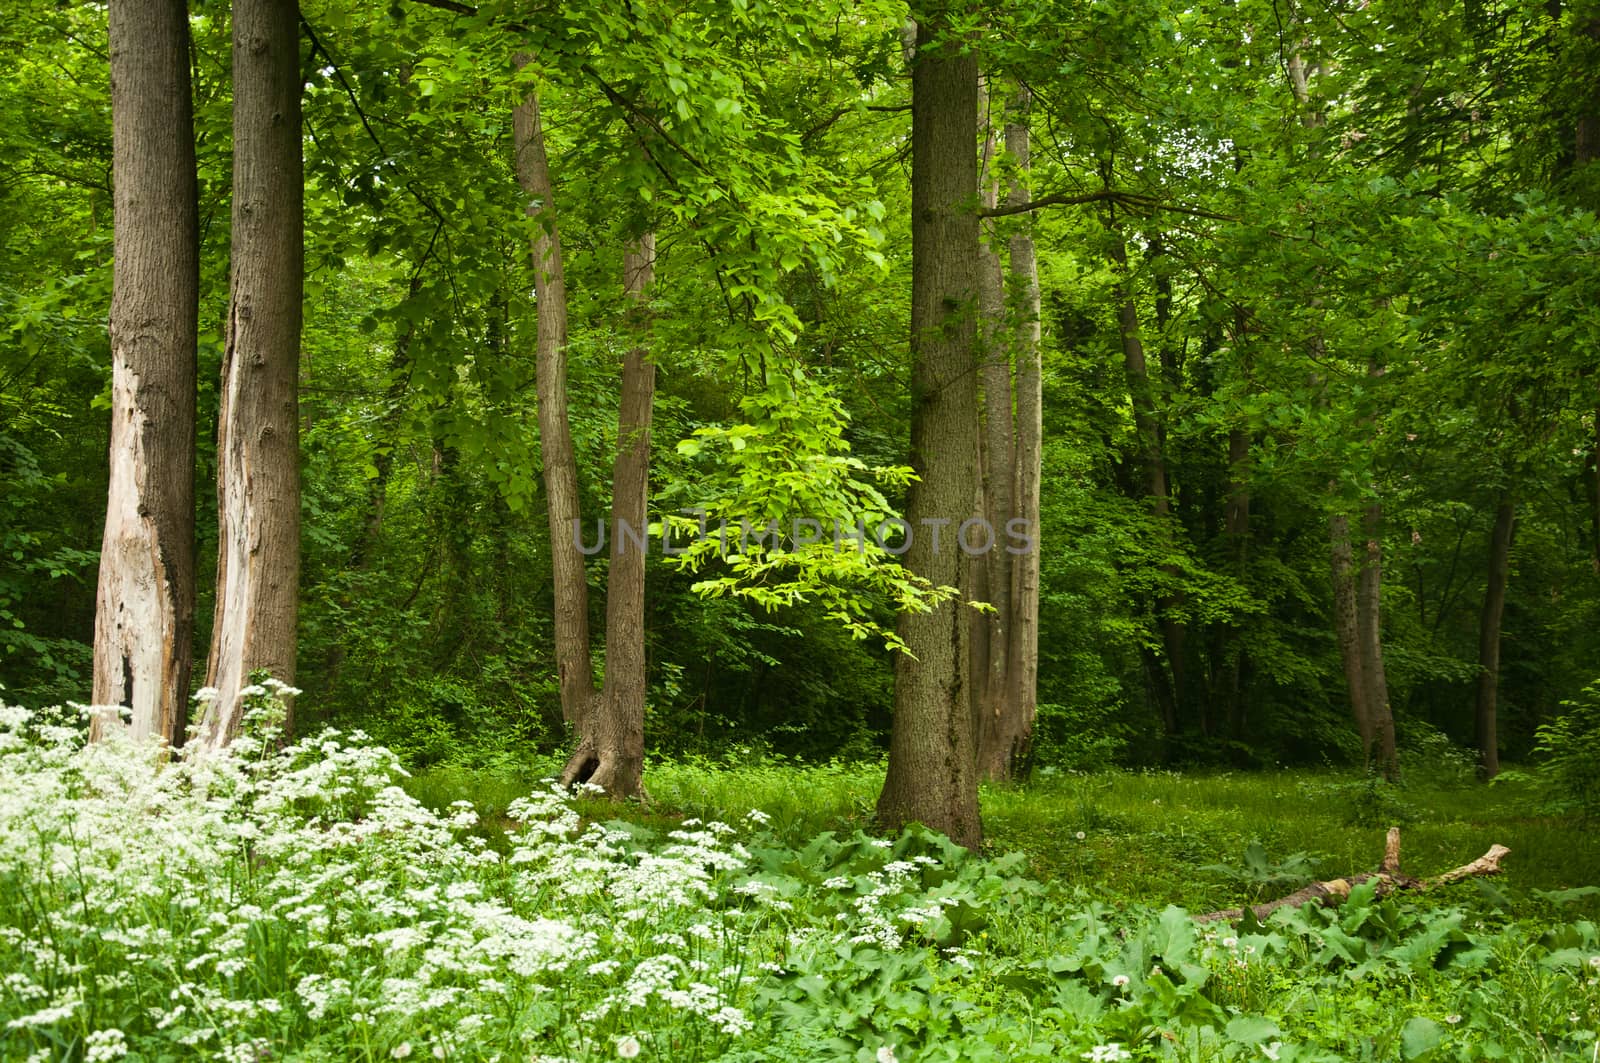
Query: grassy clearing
[[407, 759, 1599, 917]]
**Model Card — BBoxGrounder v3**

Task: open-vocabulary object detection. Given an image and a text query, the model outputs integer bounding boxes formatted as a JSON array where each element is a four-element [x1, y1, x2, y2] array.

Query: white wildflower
[[616, 1035, 641, 1058], [84, 1029, 128, 1062], [877, 1047, 898, 1063], [1082, 1045, 1132, 1062]]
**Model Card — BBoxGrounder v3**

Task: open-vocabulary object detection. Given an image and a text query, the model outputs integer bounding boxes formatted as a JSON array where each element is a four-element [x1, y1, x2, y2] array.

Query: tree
[[1475, 494, 1515, 778], [975, 84, 1042, 781], [559, 234, 656, 794], [876, 6, 983, 848], [89, 0, 199, 746], [512, 76, 595, 738], [195, 0, 303, 748], [513, 57, 661, 797]]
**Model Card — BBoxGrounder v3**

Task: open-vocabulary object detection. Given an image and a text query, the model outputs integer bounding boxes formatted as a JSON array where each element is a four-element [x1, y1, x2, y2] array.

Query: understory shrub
[[1534, 680, 1600, 818]]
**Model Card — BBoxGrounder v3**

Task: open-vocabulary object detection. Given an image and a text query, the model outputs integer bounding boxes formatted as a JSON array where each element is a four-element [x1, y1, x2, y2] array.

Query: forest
[[4, 0, 1600, 1059]]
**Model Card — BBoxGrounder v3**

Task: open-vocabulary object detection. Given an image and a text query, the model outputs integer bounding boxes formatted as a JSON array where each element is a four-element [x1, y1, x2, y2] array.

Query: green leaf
[[1226, 1016, 1282, 1045], [1400, 1018, 1444, 1059]]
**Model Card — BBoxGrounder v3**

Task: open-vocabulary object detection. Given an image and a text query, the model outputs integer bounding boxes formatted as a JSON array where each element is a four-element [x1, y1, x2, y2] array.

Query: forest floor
[[407, 758, 1600, 918], [7, 712, 1599, 1061]]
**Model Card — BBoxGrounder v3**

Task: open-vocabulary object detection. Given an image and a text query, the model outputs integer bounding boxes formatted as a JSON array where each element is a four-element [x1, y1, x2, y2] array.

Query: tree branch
[[978, 188, 1236, 222]]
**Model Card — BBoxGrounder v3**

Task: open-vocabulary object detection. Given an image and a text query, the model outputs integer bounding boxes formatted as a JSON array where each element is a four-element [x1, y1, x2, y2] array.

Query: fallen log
[[1196, 827, 1509, 924]]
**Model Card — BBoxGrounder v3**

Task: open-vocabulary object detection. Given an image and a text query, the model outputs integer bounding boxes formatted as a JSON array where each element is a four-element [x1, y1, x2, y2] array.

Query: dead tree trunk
[[91, 0, 199, 746], [1198, 828, 1510, 923], [197, 0, 303, 748]]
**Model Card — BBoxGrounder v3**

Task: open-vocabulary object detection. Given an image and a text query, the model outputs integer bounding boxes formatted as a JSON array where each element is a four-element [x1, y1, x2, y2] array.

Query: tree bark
[[982, 87, 1041, 781], [559, 234, 655, 799], [1475, 495, 1515, 779], [513, 74, 599, 732], [1330, 511, 1372, 757], [973, 79, 1014, 778], [196, 0, 302, 748], [1358, 502, 1398, 780], [1197, 828, 1509, 924], [877, 7, 983, 848], [91, 0, 199, 747]]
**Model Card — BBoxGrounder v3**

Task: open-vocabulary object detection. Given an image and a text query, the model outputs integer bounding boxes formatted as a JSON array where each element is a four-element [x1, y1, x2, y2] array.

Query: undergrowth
[[3, 698, 1597, 1062]]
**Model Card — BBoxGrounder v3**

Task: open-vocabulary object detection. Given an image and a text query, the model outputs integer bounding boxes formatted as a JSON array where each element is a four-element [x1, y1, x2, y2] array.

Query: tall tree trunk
[[513, 74, 599, 731], [877, 7, 982, 848], [196, 0, 302, 748], [1475, 495, 1515, 779], [559, 234, 655, 799], [1330, 510, 1373, 755], [983, 87, 1041, 781], [973, 80, 1014, 778], [1109, 229, 1186, 734], [1358, 502, 1398, 780], [91, 0, 199, 746]]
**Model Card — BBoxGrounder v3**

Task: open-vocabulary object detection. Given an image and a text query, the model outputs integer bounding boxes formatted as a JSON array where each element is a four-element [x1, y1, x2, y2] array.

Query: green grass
[[406, 759, 1599, 917]]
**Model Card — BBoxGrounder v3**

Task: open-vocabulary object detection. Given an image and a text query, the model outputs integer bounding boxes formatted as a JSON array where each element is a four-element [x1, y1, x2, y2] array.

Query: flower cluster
[[0, 700, 807, 1061]]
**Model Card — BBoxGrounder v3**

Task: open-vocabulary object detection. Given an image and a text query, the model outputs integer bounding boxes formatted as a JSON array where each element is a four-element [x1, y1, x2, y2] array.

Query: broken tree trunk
[[1197, 828, 1510, 923]]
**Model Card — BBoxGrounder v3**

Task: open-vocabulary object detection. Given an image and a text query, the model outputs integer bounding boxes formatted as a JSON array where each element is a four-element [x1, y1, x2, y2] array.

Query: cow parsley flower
[[84, 1029, 128, 1062], [1082, 1045, 1132, 1062]]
